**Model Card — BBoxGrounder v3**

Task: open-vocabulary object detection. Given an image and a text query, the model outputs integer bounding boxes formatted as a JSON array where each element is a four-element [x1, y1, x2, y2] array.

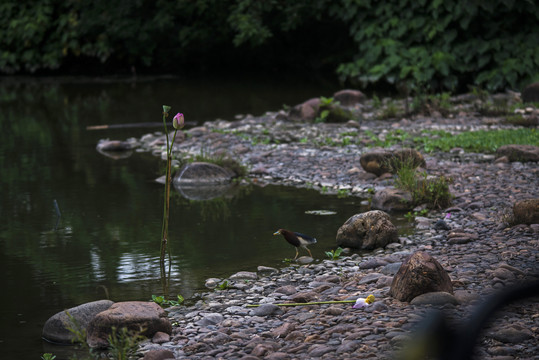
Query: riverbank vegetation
[[1, 1, 537, 93]]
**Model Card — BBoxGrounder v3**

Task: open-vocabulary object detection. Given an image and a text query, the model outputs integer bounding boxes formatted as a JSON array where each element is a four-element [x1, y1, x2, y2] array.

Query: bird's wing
[[294, 232, 317, 243]]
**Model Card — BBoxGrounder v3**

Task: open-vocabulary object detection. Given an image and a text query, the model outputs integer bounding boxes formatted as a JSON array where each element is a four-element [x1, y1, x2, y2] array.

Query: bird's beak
[[273, 231, 280, 236]]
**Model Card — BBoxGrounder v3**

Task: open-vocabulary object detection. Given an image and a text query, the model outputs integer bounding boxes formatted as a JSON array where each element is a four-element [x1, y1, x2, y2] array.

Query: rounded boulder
[[86, 301, 172, 349], [336, 210, 398, 249], [389, 251, 453, 302]]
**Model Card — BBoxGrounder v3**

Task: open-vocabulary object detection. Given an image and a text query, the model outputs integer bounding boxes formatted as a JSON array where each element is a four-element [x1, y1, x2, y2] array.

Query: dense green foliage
[[334, 0, 539, 92], [2, 0, 538, 91]]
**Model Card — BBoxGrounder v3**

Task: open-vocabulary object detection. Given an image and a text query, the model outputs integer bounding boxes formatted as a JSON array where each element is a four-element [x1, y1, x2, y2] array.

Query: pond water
[[0, 74, 408, 358]]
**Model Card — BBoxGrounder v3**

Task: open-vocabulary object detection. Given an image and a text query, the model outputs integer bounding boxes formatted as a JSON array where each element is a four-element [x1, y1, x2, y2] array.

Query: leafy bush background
[[1, 0, 538, 92]]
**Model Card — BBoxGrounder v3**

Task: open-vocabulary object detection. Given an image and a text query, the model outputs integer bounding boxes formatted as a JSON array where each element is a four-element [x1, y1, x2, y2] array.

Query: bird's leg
[[306, 247, 313, 258], [294, 248, 299, 260]]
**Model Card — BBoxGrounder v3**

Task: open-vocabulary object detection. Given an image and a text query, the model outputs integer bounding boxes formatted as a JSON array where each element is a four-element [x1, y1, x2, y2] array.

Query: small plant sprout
[[218, 280, 231, 290], [151, 294, 184, 306], [325, 247, 344, 260], [41, 354, 56, 360], [151, 294, 165, 305], [404, 209, 429, 221]]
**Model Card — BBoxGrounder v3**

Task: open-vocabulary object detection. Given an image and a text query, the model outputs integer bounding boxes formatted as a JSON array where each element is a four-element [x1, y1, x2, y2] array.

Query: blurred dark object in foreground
[[400, 279, 539, 360]]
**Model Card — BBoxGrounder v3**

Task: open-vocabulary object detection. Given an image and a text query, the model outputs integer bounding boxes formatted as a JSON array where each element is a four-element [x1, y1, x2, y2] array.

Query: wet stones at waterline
[[360, 148, 426, 177], [336, 210, 398, 250], [389, 251, 453, 302]]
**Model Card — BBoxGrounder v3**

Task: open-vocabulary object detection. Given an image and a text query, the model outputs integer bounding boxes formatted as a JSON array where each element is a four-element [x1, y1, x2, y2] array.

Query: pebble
[[135, 98, 539, 359]]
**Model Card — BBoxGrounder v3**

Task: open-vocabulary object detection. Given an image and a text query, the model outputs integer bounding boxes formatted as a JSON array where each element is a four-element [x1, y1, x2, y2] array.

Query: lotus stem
[[246, 300, 357, 307]]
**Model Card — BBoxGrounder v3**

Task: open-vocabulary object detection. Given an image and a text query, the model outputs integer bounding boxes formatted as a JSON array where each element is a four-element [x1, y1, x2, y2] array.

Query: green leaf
[[151, 295, 164, 304]]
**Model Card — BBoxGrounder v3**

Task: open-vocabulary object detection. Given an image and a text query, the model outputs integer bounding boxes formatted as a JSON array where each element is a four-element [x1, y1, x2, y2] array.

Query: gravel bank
[[135, 96, 539, 359]]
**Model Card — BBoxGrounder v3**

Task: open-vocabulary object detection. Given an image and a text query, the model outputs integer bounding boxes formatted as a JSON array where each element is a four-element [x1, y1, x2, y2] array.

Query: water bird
[[273, 229, 317, 259]]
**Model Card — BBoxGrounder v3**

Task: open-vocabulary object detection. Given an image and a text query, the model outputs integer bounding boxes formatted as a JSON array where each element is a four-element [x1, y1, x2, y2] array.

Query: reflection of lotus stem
[[246, 300, 357, 307], [53, 199, 61, 231]]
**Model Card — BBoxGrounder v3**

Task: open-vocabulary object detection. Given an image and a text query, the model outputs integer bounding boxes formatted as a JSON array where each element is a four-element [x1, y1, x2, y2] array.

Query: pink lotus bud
[[173, 113, 184, 129]]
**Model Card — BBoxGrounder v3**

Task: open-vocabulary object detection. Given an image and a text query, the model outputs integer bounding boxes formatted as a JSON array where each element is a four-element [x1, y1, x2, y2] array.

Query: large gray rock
[[389, 251, 453, 302], [360, 148, 426, 176], [336, 210, 398, 249], [86, 301, 172, 349], [42, 300, 114, 344], [371, 188, 414, 211], [496, 144, 539, 162]]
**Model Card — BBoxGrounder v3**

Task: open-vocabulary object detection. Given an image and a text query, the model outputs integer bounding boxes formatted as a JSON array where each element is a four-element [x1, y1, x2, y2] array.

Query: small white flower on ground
[[353, 294, 375, 309]]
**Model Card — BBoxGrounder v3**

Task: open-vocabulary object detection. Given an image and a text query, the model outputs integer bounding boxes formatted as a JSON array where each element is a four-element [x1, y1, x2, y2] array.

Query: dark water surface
[[0, 75, 406, 358]]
